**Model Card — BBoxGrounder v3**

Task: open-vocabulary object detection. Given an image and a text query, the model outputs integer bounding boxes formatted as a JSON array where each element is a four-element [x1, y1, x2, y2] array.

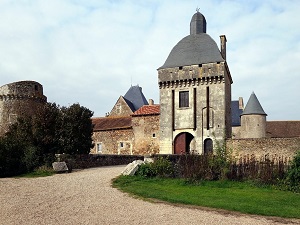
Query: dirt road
[[0, 166, 298, 225]]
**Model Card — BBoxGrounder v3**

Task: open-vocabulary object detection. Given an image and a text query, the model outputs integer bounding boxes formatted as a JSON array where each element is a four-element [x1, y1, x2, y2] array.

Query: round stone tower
[[0, 80, 47, 135], [240, 92, 267, 138]]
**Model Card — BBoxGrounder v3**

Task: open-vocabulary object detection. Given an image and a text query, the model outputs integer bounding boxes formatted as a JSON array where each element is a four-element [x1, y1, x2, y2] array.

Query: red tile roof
[[132, 105, 160, 116], [266, 121, 300, 138], [92, 116, 132, 131]]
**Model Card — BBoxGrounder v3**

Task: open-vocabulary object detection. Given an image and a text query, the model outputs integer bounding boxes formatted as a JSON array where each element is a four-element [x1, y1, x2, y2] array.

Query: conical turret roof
[[242, 92, 267, 116]]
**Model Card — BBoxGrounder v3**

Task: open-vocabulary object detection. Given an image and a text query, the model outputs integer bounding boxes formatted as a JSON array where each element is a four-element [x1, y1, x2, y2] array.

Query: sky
[[0, 0, 299, 121]]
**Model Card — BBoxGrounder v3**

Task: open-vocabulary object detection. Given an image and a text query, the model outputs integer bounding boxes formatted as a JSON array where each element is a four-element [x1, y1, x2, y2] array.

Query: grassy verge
[[16, 166, 56, 178], [112, 176, 300, 219]]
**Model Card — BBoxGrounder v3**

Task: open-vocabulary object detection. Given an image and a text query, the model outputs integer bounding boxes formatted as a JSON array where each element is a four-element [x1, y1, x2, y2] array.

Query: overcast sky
[[0, 0, 299, 121]]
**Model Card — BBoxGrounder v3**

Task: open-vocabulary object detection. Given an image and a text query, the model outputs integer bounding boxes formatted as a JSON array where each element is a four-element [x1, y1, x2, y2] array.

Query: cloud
[[0, 0, 299, 120]]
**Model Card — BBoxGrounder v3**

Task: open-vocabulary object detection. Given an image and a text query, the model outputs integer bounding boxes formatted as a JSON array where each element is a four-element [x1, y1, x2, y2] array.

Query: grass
[[16, 166, 56, 178], [112, 176, 300, 219]]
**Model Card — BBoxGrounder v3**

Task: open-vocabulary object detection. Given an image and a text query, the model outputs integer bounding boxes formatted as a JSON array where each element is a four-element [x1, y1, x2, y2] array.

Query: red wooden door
[[174, 133, 186, 154]]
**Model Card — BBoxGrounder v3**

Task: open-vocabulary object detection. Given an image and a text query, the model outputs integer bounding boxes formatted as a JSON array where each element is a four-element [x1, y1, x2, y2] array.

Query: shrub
[[136, 163, 156, 177], [286, 151, 300, 191], [136, 157, 174, 178]]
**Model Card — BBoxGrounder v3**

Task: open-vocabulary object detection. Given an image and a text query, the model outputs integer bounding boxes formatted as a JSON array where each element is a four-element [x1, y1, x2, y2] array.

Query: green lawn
[[112, 176, 300, 218]]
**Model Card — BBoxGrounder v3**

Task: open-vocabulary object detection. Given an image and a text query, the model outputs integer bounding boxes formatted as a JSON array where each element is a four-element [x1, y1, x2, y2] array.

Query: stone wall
[[0, 81, 47, 135], [64, 154, 144, 169], [91, 128, 134, 154], [226, 137, 300, 159], [158, 62, 231, 154], [132, 114, 160, 155], [109, 96, 133, 117]]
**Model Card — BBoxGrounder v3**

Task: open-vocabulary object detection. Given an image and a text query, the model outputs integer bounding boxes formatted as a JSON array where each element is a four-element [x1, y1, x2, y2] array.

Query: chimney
[[220, 35, 227, 60], [238, 97, 244, 110], [148, 99, 154, 105]]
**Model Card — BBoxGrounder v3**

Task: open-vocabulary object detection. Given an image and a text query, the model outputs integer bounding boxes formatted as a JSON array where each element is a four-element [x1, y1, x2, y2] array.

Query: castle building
[[1, 11, 299, 158], [158, 11, 232, 154], [0, 81, 47, 136], [91, 85, 160, 155]]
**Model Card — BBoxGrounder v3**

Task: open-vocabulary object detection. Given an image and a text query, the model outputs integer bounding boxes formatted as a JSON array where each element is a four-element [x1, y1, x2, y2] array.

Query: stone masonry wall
[[158, 62, 231, 154], [109, 97, 133, 117], [226, 137, 300, 160], [132, 114, 160, 155], [0, 81, 47, 136], [91, 128, 134, 154]]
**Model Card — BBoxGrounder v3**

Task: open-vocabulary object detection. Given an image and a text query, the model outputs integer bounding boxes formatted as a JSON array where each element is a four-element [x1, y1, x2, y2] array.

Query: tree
[[32, 102, 61, 155], [59, 103, 94, 154]]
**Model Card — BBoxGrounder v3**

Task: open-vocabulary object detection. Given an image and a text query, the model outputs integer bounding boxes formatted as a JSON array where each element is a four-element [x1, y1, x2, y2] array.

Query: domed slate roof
[[242, 92, 267, 116], [159, 12, 224, 69]]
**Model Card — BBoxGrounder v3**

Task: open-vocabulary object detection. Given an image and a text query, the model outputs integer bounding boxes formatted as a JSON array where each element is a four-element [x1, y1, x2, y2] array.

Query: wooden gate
[[174, 132, 194, 154]]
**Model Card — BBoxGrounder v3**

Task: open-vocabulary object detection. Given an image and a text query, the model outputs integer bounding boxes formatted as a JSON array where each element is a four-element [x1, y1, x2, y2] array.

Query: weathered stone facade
[[158, 12, 232, 154], [227, 138, 300, 159], [0, 81, 47, 135], [132, 108, 160, 155], [109, 96, 133, 117], [91, 104, 160, 155], [92, 128, 134, 154]]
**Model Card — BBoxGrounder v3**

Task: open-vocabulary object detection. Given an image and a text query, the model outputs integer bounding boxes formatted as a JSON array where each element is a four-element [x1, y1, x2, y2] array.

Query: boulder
[[144, 156, 154, 163], [121, 160, 144, 176], [52, 162, 69, 173]]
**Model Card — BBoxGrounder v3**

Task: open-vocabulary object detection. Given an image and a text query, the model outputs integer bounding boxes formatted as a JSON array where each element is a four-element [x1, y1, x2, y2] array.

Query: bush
[[136, 163, 156, 177], [286, 151, 300, 191], [136, 157, 174, 178]]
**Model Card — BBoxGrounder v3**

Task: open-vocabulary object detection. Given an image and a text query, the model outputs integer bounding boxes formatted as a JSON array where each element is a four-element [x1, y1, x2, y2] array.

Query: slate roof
[[92, 116, 132, 131], [159, 11, 224, 69], [190, 11, 206, 34], [124, 85, 148, 112], [266, 121, 300, 138], [231, 101, 243, 126], [242, 92, 267, 116], [132, 105, 160, 116], [159, 34, 224, 69]]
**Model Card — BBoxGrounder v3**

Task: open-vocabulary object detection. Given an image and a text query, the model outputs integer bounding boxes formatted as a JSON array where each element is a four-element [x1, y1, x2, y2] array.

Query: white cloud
[[0, 0, 299, 120]]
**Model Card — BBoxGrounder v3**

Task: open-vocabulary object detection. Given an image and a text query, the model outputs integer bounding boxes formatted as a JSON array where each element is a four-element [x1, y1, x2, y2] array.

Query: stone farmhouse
[[1, 11, 300, 158]]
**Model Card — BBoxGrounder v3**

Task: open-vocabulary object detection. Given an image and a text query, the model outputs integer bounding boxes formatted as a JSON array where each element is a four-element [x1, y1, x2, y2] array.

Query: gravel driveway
[[0, 165, 299, 225]]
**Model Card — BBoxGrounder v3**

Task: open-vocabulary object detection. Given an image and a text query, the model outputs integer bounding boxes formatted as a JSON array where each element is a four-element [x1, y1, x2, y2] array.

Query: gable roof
[[124, 85, 148, 112], [242, 92, 267, 116], [132, 105, 160, 116], [92, 116, 132, 131], [266, 121, 300, 138]]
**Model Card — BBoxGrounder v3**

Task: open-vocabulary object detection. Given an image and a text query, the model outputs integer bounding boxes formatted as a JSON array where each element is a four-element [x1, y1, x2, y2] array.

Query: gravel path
[[0, 165, 299, 225]]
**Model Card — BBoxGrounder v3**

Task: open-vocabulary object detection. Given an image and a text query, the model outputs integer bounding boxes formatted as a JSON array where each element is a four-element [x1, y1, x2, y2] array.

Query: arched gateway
[[174, 132, 194, 154]]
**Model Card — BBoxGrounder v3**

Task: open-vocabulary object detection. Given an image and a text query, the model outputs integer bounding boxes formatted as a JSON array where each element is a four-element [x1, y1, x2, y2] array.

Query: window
[[179, 91, 189, 108], [152, 133, 156, 138], [120, 142, 124, 148], [96, 143, 102, 153], [9, 114, 17, 124]]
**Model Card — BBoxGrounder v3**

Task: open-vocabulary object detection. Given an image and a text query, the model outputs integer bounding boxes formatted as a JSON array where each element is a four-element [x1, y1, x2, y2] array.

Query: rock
[[121, 160, 144, 176], [52, 162, 69, 173], [144, 156, 154, 163]]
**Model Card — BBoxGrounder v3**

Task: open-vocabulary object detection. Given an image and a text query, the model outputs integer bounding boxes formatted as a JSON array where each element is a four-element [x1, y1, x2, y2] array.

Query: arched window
[[204, 138, 213, 154]]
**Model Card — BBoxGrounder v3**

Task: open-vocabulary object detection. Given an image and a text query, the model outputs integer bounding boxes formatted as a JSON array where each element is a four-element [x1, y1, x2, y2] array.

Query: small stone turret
[[240, 92, 267, 138]]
